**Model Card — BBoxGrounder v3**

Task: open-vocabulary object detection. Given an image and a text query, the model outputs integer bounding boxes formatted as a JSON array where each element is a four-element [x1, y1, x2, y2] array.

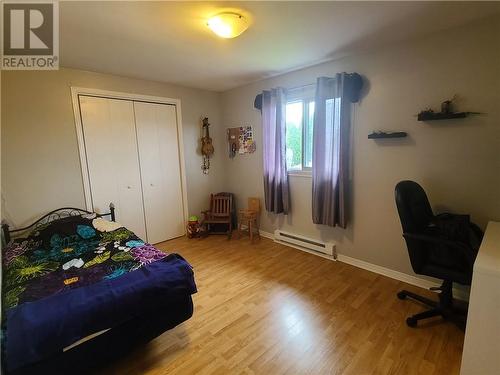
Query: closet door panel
[[134, 102, 184, 243], [79, 96, 147, 239]]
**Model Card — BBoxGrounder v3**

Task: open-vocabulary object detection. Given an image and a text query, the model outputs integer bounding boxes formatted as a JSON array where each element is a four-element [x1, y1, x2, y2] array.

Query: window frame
[[285, 88, 315, 176]]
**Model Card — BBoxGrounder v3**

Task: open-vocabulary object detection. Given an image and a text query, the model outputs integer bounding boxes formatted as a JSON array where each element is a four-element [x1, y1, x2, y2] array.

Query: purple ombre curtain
[[312, 74, 355, 227], [262, 88, 289, 214]]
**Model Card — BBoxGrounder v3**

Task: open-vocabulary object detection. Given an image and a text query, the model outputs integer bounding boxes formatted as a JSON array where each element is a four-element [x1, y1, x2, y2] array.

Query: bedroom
[[1, 1, 500, 374]]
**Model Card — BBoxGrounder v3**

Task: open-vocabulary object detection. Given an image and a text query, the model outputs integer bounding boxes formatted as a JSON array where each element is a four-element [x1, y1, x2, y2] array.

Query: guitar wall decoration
[[201, 117, 214, 174]]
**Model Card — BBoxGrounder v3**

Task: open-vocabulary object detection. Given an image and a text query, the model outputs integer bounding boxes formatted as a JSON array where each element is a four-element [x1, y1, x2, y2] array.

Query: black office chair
[[394, 180, 483, 329]]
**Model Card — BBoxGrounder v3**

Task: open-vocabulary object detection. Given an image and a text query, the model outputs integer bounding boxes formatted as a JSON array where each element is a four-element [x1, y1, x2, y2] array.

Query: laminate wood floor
[[97, 235, 464, 375]]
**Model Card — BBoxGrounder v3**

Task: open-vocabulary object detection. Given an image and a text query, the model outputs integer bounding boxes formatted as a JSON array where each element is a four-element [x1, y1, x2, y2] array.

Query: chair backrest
[[210, 193, 232, 217], [248, 197, 260, 213], [395, 180, 481, 284], [395, 180, 434, 273], [395, 181, 434, 234]]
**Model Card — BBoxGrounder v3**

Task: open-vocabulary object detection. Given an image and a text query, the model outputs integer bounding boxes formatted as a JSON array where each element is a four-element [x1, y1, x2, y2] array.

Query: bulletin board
[[227, 126, 255, 157], [239, 126, 255, 154]]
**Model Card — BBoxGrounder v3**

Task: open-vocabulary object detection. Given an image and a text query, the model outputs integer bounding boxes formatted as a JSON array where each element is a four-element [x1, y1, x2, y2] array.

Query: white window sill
[[288, 170, 312, 178]]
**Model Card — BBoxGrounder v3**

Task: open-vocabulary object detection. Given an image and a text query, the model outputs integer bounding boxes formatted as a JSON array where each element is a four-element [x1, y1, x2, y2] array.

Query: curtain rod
[[286, 82, 316, 92], [254, 73, 363, 110], [254, 82, 316, 110]]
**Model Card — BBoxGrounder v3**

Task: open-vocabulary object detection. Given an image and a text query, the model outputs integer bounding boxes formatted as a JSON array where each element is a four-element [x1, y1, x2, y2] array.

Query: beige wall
[[2, 16, 499, 280], [220, 16, 500, 276], [1, 68, 225, 226]]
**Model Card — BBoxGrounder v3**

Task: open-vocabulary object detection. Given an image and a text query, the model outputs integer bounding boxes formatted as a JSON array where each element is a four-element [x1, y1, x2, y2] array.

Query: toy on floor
[[187, 215, 201, 238]]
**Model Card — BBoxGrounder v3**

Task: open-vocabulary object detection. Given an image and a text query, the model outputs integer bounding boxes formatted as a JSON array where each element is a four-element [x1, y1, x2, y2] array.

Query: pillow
[[92, 218, 123, 232]]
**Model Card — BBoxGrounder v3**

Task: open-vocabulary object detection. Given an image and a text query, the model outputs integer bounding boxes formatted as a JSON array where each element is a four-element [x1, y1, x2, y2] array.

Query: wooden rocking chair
[[201, 193, 233, 239]]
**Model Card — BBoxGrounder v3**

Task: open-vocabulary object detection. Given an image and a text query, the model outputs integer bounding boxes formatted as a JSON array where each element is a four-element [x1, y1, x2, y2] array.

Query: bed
[[1, 204, 196, 375]]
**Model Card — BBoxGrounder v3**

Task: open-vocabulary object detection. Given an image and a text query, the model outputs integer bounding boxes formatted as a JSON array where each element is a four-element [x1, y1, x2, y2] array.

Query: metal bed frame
[[2, 203, 115, 243], [1, 202, 195, 375]]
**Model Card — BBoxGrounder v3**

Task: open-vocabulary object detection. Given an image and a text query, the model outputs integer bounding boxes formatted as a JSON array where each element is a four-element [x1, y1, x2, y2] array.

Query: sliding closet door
[[134, 102, 184, 243], [79, 95, 147, 239]]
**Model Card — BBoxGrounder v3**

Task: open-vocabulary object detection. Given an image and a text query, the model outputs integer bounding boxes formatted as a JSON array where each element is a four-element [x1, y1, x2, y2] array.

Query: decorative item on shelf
[[201, 117, 214, 174], [368, 131, 407, 139], [441, 95, 456, 114], [186, 215, 201, 238], [227, 126, 255, 157], [417, 96, 481, 121]]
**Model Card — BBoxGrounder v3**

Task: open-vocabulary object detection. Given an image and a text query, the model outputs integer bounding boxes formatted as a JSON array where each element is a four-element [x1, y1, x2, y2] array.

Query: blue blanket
[[2, 216, 196, 372], [4, 254, 196, 372]]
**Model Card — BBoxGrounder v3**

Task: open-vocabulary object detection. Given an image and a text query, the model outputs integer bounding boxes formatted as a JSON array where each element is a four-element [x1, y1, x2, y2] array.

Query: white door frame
[[70, 87, 189, 229]]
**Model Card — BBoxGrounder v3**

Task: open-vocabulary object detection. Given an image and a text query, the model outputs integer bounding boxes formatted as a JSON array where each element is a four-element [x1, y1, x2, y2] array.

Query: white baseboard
[[259, 229, 469, 301], [258, 230, 274, 240], [336, 253, 436, 289]]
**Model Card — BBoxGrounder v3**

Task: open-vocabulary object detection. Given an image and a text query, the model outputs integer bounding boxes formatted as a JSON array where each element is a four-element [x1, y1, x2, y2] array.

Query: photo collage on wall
[[227, 126, 255, 158], [239, 126, 255, 154]]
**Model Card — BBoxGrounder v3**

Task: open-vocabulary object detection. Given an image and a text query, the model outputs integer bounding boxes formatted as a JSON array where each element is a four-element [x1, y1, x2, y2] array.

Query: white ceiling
[[60, 1, 500, 92]]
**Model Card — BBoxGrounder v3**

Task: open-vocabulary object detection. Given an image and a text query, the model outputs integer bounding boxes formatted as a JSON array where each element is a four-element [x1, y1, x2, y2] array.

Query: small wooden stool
[[238, 197, 260, 242]]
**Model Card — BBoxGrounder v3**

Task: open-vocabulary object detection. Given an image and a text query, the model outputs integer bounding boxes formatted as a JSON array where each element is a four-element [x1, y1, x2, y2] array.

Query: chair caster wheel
[[406, 317, 417, 327], [397, 291, 407, 300]]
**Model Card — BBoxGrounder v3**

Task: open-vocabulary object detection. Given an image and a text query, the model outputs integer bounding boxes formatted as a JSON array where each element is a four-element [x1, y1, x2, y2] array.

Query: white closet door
[[79, 95, 147, 239], [134, 101, 184, 243]]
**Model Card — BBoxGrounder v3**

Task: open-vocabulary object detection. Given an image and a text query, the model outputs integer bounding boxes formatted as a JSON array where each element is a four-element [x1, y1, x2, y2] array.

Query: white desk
[[461, 221, 500, 375]]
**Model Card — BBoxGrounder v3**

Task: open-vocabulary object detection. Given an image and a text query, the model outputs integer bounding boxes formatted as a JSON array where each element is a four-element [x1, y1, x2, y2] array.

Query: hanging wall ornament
[[202, 155, 211, 174], [227, 127, 240, 158], [201, 117, 214, 174]]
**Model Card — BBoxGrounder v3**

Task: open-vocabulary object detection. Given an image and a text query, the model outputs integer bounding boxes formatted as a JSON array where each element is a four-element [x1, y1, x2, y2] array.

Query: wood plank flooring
[[96, 235, 464, 375]]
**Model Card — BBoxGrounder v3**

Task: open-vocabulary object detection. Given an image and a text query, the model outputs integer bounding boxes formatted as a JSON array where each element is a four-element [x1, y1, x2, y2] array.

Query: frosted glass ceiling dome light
[[207, 12, 248, 39]]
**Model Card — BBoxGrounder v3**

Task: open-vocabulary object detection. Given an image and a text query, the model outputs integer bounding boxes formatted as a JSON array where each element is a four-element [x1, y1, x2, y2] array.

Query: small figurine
[[441, 95, 458, 114]]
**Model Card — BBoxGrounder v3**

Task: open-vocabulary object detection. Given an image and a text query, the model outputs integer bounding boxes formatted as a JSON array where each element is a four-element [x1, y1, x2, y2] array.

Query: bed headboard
[[1, 203, 115, 244]]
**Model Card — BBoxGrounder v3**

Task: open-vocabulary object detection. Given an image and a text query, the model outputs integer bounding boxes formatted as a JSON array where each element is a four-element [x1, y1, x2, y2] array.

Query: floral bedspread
[[3, 217, 167, 310]]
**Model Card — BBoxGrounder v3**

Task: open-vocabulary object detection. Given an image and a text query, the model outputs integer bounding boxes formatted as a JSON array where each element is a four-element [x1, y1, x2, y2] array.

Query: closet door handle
[[150, 183, 154, 187], [127, 186, 132, 189]]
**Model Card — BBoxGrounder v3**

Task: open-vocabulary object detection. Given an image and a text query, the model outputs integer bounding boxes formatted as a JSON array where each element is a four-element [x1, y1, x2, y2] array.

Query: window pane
[[285, 101, 303, 170], [304, 101, 314, 168]]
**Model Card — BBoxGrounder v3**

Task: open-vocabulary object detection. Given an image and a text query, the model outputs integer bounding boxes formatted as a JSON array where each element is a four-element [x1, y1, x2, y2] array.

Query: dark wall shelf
[[368, 131, 407, 139], [417, 112, 475, 121]]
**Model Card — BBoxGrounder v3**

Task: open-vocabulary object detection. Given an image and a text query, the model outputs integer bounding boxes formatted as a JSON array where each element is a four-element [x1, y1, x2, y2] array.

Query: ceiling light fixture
[[207, 12, 248, 39]]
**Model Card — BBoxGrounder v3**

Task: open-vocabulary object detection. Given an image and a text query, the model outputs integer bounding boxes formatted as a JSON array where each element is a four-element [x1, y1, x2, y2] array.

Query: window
[[285, 94, 315, 172]]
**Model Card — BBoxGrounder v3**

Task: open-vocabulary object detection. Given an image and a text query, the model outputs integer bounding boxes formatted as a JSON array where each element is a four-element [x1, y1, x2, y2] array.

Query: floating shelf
[[368, 131, 407, 139], [417, 112, 477, 121]]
